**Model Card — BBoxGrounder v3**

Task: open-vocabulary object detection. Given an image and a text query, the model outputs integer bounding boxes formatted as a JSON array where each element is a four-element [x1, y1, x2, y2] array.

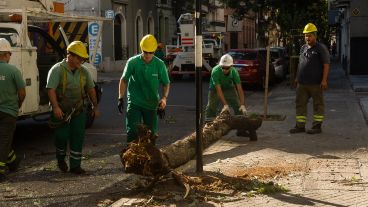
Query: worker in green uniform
[[205, 54, 247, 122], [118, 34, 170, 143], [289, 23, 330, 134], [0, 38, 26, 182], [47, 41, 100, 174]]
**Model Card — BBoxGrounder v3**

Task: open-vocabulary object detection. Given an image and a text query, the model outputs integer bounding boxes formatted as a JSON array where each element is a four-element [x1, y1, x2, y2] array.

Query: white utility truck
[[166, 13, 224, 79], [0, 0, 107, 127]]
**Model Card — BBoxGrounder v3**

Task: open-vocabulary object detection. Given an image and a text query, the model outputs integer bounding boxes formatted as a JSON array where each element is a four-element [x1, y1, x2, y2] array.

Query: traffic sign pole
[[195, 0, 203, 173]]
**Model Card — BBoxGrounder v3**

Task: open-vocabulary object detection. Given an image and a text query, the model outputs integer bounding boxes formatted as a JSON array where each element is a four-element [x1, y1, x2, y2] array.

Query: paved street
[[2, 61, 368, 206], [0, 73, 259, 206]]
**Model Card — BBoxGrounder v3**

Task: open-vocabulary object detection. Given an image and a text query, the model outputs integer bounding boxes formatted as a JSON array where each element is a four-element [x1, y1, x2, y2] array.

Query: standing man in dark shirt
[[290, 23, 330, 134]]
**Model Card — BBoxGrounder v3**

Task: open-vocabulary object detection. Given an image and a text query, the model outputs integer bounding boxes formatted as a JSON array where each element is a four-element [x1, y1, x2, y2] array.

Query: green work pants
[[205, 88, 241, 122], [295, 84, 324, 127], [53, 112, 86, 169], [0, 111, 17, 175], [126, 104, 157, 143]]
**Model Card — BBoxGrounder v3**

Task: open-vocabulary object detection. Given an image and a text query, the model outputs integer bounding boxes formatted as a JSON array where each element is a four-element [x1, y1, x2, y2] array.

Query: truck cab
[[0, 4, 106, 127], [165, 13, 224, 79]]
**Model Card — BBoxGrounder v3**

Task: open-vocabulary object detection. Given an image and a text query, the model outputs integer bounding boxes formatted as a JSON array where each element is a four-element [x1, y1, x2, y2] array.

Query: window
[[0, 28, 20, 46], [228, 51, 257, 60]]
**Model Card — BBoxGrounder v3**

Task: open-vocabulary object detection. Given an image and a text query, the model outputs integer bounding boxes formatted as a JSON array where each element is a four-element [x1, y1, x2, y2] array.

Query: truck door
[[0, 26, 39, 115], [28, 26, 64, 105]]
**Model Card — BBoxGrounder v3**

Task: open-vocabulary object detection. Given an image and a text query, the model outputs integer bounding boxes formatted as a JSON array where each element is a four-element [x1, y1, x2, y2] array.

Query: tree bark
[[120, 111, 262, 176], [161, 111, 262, 168]]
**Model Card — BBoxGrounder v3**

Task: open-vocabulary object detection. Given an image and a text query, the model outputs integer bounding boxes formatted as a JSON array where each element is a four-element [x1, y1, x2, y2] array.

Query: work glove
[[118, 98, 124, 114], [157, 108, 165, 119], [221, 105, 230, 113], [239, 105, 248, 116]]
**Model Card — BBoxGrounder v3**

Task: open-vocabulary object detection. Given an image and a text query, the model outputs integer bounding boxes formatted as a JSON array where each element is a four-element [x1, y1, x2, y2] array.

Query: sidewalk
[[194, 60, 368, 206], [112, 60, 368, 207], [349, 75, 368, 123]]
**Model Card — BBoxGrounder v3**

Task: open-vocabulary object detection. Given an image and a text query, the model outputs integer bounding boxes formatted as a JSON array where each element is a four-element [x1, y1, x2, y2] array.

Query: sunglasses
[[222, 66, 231, 70], [69, 52, 86, 63], [143, 51, 154, 54]]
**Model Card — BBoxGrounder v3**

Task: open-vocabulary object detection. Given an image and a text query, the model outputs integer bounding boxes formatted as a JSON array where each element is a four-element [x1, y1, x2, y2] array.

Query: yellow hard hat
[[140, 34, 158, 52], [303, 23, 318, 34], [67, 41, 89, 59]]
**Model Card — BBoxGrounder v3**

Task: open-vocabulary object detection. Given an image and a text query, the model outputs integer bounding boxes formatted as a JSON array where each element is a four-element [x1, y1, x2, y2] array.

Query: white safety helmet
[[219, 54, 233, 67], [0, 38, 12, 52]]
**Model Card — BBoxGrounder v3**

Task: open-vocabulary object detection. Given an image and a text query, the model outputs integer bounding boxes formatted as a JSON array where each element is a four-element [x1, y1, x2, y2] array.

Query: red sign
[[181, 38, 194, 45]]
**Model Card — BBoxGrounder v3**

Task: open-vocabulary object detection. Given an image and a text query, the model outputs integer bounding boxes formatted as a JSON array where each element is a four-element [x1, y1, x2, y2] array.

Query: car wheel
[[257, 76, 266, 89]]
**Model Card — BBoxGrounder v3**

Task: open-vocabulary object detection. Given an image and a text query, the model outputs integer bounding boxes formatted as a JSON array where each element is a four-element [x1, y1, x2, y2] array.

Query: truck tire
[[85, 83, 102, 128], [85, 104, 95, 129]]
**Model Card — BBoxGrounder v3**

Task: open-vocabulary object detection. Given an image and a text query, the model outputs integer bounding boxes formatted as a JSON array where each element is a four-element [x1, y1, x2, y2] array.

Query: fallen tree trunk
[[161, 111, 262, 168], [120, 111, 262, 176]]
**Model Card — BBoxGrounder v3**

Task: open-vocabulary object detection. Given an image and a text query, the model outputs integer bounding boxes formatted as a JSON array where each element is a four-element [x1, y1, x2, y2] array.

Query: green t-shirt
[[209, 65, 241, 90], [122, 54, 170, 110], [0, 61, 26, 117], [46, 59, 95, 108]]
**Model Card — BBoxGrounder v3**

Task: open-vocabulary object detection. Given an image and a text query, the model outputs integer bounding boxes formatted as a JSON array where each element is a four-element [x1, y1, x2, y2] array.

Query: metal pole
[[195, 0, 203, 173], [263, 46, 270, 119]]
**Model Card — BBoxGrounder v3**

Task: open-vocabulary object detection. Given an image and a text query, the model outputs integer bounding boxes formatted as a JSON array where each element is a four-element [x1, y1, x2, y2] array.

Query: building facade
[[330, 0, 368, 75], [224, 8, 256, 51], [55, 0, 178, 71]]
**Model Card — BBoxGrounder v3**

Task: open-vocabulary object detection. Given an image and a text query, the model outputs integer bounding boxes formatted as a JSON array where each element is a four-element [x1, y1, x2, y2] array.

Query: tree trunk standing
[[120, 111, 262, 177]]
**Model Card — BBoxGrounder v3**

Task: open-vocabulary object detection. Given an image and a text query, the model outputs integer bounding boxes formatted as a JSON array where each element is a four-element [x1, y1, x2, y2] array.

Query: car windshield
[[0, 28, 20, 47], [228, 51, 257, 60]]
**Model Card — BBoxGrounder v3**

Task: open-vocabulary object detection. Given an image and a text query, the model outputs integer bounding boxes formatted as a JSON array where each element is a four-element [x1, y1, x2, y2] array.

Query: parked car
[[227, 48, 276, 88], [270, 47, 289, 79]]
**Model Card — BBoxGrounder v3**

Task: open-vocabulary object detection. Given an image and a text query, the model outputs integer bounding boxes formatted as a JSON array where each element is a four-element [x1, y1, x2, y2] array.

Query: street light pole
[[195, 0, 203, 173]]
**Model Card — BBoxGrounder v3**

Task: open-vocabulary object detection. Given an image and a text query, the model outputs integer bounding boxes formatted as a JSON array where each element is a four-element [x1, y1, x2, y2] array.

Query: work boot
[[7, 157, 21, 172], [289, 125, 305, 134], [57, 160, 68, 173], [307, 124, 322, 134], [70, 167, 86, 175]]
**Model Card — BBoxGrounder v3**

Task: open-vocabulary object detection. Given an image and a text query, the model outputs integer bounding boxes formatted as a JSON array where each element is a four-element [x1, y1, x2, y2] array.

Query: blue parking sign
[[90, 53, 102, 65], [105, 10, 114, 19], [88, 23, 99, 36]]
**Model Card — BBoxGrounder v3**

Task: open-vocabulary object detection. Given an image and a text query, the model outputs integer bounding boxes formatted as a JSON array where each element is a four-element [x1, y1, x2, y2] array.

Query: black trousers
[[0, 111, 16, 174]]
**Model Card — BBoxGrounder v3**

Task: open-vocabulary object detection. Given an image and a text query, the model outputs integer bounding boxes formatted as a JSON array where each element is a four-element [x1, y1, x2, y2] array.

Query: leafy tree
[[218, 0, 329, 48]]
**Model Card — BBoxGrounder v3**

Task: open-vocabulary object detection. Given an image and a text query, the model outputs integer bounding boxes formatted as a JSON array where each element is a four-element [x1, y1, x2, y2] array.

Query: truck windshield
[[0, 28, 19, 47]]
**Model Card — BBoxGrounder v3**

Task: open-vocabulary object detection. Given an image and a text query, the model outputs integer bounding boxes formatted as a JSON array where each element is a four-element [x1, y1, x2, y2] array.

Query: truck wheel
[[85, 104, 95, 129], [172, 74, 183, 81], [85, 83, 102, 128]]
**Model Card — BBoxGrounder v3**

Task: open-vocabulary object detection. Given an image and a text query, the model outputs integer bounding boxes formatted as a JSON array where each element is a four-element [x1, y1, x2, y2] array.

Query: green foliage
[[218, 0, 330, 45]]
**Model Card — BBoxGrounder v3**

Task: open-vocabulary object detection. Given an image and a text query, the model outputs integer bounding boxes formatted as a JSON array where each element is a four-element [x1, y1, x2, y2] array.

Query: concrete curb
[[349, 75, 368, 92], [360, 97, 368, 124]]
